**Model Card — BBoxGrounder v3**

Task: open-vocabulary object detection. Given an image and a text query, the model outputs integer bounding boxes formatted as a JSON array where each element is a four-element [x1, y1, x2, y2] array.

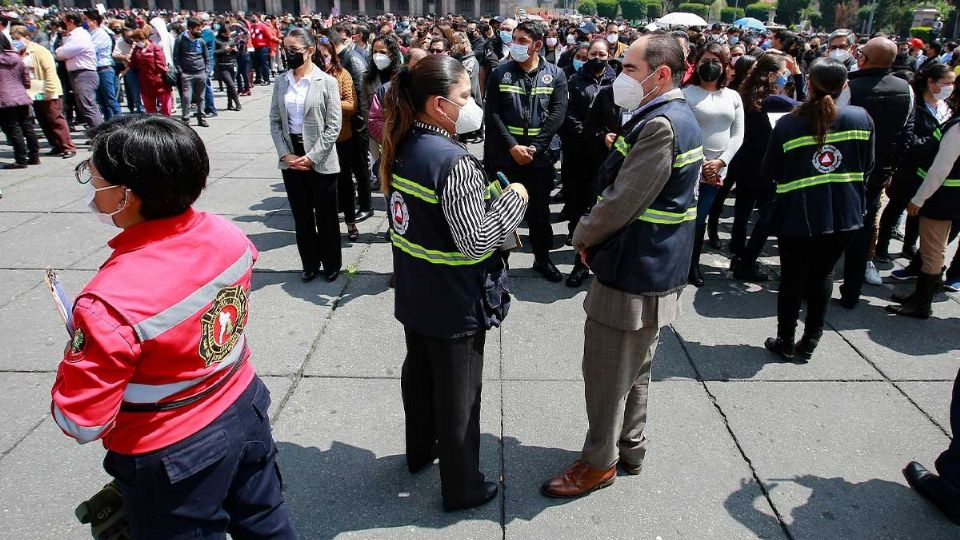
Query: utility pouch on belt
[[75, 481, 131, 540]]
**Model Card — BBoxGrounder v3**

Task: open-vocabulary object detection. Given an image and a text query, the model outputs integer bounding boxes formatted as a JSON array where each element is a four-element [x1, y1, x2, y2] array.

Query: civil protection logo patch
[[502, 72, 512, 83], [542, 74, 553, 84], [199, 285, 247, 367], [812, 144, 842, 173], [391, 191, 410, 235]]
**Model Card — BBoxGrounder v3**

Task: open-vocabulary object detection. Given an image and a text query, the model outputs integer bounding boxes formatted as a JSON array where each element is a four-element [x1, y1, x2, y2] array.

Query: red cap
[[909, 37, 924, 49]]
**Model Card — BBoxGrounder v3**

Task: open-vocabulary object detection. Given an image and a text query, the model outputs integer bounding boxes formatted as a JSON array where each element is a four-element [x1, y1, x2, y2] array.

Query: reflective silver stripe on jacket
[[133, 248, 254, 342], [122, 334, 248, 404], [53, 403, 113, 444]]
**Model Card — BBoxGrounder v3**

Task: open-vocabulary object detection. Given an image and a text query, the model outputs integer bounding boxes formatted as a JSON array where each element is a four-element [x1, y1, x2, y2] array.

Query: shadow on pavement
[[691, 279, 779, 320], [724, 474, 960, 539], [277, 435, 581, 539]]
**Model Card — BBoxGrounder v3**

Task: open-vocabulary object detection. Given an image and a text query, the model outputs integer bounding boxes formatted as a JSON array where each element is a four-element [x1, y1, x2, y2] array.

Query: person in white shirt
[[83, 11, 121, 120], [55, 12, 101, 129]]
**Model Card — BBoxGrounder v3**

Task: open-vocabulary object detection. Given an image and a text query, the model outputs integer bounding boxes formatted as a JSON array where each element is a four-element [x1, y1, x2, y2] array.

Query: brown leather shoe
[[541, 460, 616, 498]]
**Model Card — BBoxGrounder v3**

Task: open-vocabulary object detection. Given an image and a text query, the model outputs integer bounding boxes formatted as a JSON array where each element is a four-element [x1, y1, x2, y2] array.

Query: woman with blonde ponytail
[[382, 55, 528, 512], [759, 57, 875, 361]]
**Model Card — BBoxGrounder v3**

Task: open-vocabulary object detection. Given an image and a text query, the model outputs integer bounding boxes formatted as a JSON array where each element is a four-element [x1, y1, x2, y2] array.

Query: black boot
[[764, 336, 796, 360], [795, 329, 823, 360], [886, 272, 939, 319], [688, 224, 706, 287], [566, 257, 590, 288]]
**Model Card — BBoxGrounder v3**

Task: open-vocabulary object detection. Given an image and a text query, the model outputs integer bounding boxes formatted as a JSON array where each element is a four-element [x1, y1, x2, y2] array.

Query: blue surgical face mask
[[775, 72, 790, 88], [729, 36, 739, 45], [573, 59, 585, 71], [499, 30, 513, 44]]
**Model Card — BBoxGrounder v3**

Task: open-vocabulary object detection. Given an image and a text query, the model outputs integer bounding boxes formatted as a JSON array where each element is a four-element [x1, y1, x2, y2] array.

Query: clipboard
[[44, 268, 75, 336]]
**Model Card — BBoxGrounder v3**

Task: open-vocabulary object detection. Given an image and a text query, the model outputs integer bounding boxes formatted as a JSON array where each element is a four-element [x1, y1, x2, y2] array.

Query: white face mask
[[441, 96, 483, 134], [372, 52, 391, 70], [509, 42, 530, 62], [935, 83, 954, 101], [612, 69, 658, 110], [85, 183, 126, 227], [606, 33, 618, 44], [545, 37, 557, 48], [829, 48, 851, 63], [566, 34, 576, 45]]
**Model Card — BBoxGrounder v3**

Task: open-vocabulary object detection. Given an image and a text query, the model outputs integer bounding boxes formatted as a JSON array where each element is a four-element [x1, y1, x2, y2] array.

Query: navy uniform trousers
[[104, 376, 297, 539], [936, 368, 960, 494]]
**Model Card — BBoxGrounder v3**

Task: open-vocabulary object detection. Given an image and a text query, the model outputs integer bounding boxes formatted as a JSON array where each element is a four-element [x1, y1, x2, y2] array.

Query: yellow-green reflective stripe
[[674, 146, 704, 168], [775, 172, 863, 194], [391, 175, 439, 204], [507, 126, 525, 135], [389, 230, 491, 266], [614, 136, 631, 157], [782, 130, 871, 152], [530, 87, 554, 95], [527, 128, 541, 135], [499, 84, 523, 94], [934, 128, 943, 141], [917, 169, 960, 186], [637, 207, 697, 224]]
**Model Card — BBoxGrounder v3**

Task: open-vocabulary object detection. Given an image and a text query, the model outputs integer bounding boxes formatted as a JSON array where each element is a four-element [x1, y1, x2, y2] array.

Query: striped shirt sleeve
[[441, 157, 527, 260]]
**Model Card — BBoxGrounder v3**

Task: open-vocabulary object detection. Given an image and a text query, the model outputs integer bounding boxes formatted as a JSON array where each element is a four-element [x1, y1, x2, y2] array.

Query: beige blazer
[[269, 63, 342, 175]]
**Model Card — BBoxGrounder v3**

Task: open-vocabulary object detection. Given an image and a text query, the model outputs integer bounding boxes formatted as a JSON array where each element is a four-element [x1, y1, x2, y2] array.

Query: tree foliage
[[721, 6, 745, 22], [677, 2, 710, 17], [596, 0, 620, 17], [621, 0, 647, 19], [578, 0, 598, 15]]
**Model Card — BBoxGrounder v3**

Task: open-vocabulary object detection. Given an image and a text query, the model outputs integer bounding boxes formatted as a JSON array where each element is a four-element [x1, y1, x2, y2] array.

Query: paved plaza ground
[[1, 90, 958, 539]]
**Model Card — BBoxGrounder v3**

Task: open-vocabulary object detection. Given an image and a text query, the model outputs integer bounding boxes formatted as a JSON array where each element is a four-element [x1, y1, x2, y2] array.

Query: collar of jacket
[[848, 67, 890, 80]]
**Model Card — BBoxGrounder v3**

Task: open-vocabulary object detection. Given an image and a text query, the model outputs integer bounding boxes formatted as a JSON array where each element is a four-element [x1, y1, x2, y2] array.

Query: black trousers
[[840, 183, 883, 301], [560, 140, 596, 237], [502, 164, 555, 260], [336, 138, 357, 224], [282, 137, 342, 274], [0, 104, 39, 164], [707, 175, 735, 233], [401, 327, 486, 507], [350, 130, 373, 212], [776, 230, 857, 339], [878, 193, 919, 253], [936, 368, 960, 491], [731, 187, 774, 262], [217, 66, 239, 107]]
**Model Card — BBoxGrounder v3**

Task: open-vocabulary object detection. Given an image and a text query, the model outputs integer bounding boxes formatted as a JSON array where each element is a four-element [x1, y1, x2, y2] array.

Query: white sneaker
[[865, 261, 882, 285]]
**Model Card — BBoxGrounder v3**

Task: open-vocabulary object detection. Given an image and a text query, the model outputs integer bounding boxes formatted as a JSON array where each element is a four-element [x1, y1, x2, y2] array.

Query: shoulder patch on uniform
[[391, 191, 410, 235], [542, 74, 553, 84], [71, 328, 86, 354], [199, 285, 247, 367], [502, 71, 512, 83], [812, 144, 842, 173]]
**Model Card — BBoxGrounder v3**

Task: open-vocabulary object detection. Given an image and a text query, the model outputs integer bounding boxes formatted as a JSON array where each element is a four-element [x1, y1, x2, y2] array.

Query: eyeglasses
[[74, 160, 97, 184], [429, 49, 445, 54]]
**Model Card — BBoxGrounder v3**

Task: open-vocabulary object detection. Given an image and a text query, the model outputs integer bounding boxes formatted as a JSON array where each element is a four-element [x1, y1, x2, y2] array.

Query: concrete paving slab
[[825, 293, 960, 381], [897, 381, 955, 435], [272, 378, 502, 539], [194, 177, 289, 215], [0, 211, 42, 235], [0, 213, 112, 269], [0, 372, 53, 455], [0, 270, 96, 371], [0, 418, 109, 540], [709, 381, 959, 538], [0, 176, 87, 213], [502, 380, 785, 539], [675, 282, 882, 381], [0, 269, 42, 308]]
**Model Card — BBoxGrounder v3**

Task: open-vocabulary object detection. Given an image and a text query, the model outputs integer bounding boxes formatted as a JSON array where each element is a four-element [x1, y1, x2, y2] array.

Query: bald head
[[859, 37, 897, 69], [406, 47, 428, 66]]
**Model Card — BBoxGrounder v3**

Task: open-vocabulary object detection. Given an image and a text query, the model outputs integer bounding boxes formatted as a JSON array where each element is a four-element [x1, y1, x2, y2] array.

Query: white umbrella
[[656, 12, 709, 27]]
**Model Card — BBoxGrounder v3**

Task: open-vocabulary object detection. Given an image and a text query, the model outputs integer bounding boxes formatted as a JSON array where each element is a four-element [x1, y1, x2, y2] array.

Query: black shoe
[[707, 226, 721, 249], [27, 155, 40, 165], [180, 117, 191, 125], [617, 459, 643, 476], [886, 272, 938, 319], [198, 118, 210, 127], [732, 261, 770, 282], [687, 265, 704, 287], [795, 330, 822, 360], [566, 265, 590, 288], [355, 209, 374, 223], [903, 462, 960, 525], [443, 481, 499, 512], [533, 259, 563, 283], [764, 337, 796, 360], [834, 296, 858, 310], [301, 270, 318, 282], [46, 148, 63, 156], [324, 269, 340, 282], [61, 151, 77, 159], [3, 162, 27, 170]]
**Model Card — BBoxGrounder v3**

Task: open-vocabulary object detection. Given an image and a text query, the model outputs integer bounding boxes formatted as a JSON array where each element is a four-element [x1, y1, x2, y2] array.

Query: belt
[[69, 69, 95, 74]]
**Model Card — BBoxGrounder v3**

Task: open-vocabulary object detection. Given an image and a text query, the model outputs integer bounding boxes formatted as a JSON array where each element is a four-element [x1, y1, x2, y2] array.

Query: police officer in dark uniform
[[484, 20, 569, 282], [379, 55, 528, 511], [761, 58, 874, 360]]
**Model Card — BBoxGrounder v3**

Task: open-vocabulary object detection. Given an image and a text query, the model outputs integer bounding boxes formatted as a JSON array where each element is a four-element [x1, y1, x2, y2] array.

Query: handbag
[[162, 69, 177, 88]]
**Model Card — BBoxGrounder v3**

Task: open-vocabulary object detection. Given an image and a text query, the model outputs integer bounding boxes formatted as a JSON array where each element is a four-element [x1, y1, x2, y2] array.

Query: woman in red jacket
[[129, 29, 172, 116]]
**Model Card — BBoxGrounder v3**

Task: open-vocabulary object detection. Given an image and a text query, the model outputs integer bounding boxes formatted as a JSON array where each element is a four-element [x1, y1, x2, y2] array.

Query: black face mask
[[697, 62, 722, 82], [585, 58, 607, 73], [286, 50, 306, 70]]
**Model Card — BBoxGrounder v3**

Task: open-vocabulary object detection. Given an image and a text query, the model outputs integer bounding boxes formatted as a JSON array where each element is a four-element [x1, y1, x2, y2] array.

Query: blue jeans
[[254, 47, 270, 83], [696, 182, 720, 227], [236, 53, 250, 93], [123, 69, 143, 113], [204, 75, 217, 115], [96, 68, 122, 120], [103, 377, 297, 539]]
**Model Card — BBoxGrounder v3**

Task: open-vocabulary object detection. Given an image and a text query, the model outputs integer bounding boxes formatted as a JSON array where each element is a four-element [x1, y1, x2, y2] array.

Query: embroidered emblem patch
[[199, 285, 247, 367], [502, 72, 512, 83], [812, 144, 842, 173], [542, 74, 553, 84], [71, 328, 85, 354], [391, 191, 410, 235]]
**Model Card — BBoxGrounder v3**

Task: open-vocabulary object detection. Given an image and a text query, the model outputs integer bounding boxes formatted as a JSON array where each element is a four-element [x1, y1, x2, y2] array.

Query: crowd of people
[[13, 4, 958, 537]]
